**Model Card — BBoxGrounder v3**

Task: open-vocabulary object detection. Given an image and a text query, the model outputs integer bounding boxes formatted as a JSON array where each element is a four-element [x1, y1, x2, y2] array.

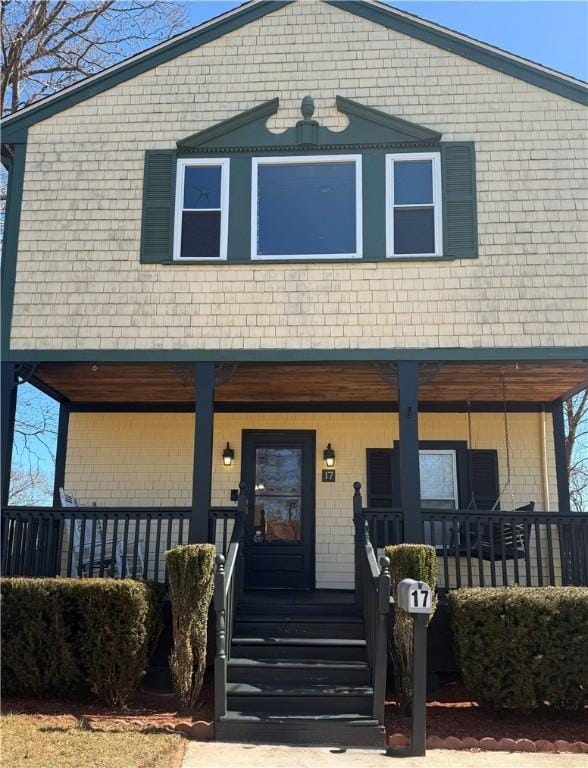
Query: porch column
[[397, 361, 422, 542], [1, 362, 18, 507], [52, 402, 70, 507], [551, 399, 570, 513], [190, 362, 215, 542]]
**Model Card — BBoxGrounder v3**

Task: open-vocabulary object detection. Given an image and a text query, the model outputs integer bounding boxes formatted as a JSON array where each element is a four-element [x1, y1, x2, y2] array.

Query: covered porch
[[2, 358, 587, 590]]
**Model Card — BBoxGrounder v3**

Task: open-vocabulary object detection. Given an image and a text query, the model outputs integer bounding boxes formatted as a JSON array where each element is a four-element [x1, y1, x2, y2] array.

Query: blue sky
[[182, 1, 588, 81]]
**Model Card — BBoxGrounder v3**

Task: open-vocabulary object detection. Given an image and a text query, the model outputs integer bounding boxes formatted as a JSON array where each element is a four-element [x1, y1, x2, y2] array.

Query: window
[[386, 152, 442, 258], [251, 155, 362, 260], [174, 158, 229, 260], [420, 449, 459, 510]]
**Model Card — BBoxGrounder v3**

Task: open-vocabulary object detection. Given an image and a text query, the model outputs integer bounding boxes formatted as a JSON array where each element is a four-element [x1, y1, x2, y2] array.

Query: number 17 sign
[[397, 578, 434, 615]]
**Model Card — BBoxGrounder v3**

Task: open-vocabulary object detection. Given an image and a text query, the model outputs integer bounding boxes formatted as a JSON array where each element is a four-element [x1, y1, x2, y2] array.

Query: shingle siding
[[10, 0, 588, 351]]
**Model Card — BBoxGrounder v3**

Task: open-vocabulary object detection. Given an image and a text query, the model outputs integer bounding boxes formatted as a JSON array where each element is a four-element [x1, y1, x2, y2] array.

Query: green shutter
[[467, 449, 499, 510], [441, 142, 478, 258], [140, 150, 176, 263]]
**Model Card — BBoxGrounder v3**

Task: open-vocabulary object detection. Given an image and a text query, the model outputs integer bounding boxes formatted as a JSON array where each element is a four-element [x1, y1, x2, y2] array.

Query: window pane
[[394, 208, 435, 254], [394, 160, 433, 205], [420, 453, 456, 500], [257, 162, 356, 256], [183, 166, 222, 209], [180, 211, 220, 258]]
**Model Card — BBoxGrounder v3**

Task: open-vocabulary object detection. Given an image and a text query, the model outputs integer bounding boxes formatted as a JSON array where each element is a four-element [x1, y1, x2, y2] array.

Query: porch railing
[[353, 483, 390, 725], [1, 504, 239, 583], [361, 504, 588, 590], [214, 483, 247, 721]]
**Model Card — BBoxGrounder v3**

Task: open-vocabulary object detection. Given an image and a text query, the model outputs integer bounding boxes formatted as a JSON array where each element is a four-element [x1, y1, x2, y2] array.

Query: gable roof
[[2, 0, 586, 140]]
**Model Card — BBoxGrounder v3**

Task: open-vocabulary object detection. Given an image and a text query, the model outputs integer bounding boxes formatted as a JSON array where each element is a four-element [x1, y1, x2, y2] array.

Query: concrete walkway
[[182, 742, 586, 768]]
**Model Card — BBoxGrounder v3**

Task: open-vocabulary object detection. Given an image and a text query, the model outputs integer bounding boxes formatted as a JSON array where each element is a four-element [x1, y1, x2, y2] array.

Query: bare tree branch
[[2, 0, 187, 116], [565, 389, 588, 512]]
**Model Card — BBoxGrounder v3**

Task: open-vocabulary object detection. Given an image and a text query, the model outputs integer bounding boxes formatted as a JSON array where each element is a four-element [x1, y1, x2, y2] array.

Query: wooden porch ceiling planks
[[33, 361, 588, 404]]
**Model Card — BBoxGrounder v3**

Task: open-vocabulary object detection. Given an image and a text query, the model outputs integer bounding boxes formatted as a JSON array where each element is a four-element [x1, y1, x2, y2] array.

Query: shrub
[[449, 587, 588, 710], [385, 544, 437, 714], [1, 577, 163, 706], [166, 544, 215, 709]]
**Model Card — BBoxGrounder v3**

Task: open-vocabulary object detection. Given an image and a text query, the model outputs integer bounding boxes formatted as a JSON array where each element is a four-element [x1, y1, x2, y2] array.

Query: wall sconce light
[[323, 443, 335, 468], [222, 442, 235, 467]]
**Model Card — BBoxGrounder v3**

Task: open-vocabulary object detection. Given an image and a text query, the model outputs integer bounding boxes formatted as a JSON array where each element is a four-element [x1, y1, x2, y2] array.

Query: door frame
[[240, 429, 316, 590]]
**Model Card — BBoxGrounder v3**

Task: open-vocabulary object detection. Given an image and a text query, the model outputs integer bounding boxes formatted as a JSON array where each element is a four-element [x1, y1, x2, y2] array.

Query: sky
[[182, 0, 588, 81]]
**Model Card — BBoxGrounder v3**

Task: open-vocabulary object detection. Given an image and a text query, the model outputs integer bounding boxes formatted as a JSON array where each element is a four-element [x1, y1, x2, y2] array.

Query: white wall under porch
[[63, 410, 557, 590]]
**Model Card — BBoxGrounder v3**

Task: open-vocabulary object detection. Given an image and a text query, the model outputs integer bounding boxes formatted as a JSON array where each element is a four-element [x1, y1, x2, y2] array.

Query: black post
[[1, 362, 18, 507], [411, 613, 428, 756], [551, 400, 570, 514], [398, 362, 422, 542], [52, 402, 70, 507], [190, 362, 215, 543]]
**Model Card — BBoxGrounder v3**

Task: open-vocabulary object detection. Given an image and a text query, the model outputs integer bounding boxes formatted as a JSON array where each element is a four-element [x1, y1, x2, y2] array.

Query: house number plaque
[[321, 469, 336, 482]]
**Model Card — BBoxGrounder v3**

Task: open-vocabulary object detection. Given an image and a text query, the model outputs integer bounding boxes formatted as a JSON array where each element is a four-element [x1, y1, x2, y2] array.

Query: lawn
[[1, 712, 184, 768]]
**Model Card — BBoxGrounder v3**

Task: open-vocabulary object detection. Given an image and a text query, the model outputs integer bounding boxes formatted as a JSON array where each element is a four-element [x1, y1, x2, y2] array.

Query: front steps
[[216, 590, 385, 747]]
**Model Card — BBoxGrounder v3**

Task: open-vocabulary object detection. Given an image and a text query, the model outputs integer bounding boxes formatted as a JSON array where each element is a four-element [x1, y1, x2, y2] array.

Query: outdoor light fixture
[[222, 442, 235, 466], [323, 443, 335, 468]]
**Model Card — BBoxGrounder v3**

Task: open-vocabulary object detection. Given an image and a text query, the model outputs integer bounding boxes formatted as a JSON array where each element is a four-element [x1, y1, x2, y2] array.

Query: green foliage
[[165, 544, 215, 709], [1, 577, 163, 706], [385, 544, 437, 714], [449, 587, 588, 710]]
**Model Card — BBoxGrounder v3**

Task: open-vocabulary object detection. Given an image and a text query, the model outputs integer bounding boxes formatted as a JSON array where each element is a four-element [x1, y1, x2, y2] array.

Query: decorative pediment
[[177, 96, 442, 152]]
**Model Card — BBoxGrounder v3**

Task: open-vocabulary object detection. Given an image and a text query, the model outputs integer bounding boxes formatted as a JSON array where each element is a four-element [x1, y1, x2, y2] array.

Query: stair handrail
[[353, 482, 391, 725], [214, 482, 247, 721]]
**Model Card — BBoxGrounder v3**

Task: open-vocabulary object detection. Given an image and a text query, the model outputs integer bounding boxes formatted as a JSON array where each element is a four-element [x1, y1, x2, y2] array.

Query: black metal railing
[[361, 505, 588, 591], [1, 505, 191, 583], [1, 504, 241, 583], [214, 483, 247, 721], [208, 506, 238, 558], [353, 483, 390, 725]]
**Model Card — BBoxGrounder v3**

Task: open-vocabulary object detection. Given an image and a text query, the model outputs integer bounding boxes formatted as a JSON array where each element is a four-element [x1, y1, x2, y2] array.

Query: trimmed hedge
[[1, 577, 163, 706], [449, 587, 588, 710], [166, 544, 215, 709], [385, 544, 437, 714]]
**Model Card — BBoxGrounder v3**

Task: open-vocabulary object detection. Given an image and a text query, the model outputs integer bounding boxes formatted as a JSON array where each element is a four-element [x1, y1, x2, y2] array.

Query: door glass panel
[[253, 447, 302, 543], [420, 453, 457, 501]]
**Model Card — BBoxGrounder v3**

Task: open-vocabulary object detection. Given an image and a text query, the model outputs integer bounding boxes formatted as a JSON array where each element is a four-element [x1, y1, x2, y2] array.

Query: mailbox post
[[397, 578, 433, 757]]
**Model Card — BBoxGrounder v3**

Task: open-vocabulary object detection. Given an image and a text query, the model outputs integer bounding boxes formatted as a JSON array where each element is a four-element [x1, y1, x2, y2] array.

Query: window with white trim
[[251, 155, 362, 260], [174, 158, 229, 260], [386, 152, 442, 258]]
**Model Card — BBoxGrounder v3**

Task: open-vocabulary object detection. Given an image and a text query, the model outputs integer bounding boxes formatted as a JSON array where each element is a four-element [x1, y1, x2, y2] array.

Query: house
[[1, 0, 587, 746]]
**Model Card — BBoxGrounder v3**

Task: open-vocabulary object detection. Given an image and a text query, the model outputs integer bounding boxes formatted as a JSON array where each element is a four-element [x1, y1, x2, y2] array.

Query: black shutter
[[366, 448, 400, 508], [468, 449, 499, 510], [441, 142, 478, 258], [140, 149, 176, 263]]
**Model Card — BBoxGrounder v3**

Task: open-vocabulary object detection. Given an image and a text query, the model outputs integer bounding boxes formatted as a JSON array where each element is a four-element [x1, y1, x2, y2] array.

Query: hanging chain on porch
[[492, 366, 515, 510]]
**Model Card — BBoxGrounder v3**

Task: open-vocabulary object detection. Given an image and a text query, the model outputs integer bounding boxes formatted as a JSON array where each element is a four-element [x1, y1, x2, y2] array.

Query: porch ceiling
[[32, 361, 588, 404]]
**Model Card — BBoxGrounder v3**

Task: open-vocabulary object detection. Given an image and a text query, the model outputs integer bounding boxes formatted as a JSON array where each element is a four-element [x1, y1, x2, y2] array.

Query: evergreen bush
[[449, 586, 588, 710], [1, 577, 163, 706], [165, 543, 216, 709], [385, 543, 437, 714]]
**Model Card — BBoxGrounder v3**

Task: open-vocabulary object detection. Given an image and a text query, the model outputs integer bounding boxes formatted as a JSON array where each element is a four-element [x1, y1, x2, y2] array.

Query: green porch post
[[398, 361, 422, 543], [52, 402, 70, 507], [1, 362, 18, 507], [190, 362, 215, 542], [551, 400, 570, 513]]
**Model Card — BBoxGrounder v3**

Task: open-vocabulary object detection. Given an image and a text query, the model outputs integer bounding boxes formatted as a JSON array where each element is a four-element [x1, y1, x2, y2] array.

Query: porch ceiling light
[[323, 443, 335, 468], [222, 442, 235, 467]]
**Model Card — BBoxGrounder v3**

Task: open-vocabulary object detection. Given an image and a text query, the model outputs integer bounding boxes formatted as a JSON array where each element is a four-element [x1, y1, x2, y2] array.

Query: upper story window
[[386, 152, 442, 258], [251, 155, 362, 260], [174, 158, 229, 260]]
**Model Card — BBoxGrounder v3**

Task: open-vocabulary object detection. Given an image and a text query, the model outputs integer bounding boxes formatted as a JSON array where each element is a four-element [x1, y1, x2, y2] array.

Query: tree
[[565, 390, 588, 512], [9, 383, 58, 506], [1, 0, 186, 116]]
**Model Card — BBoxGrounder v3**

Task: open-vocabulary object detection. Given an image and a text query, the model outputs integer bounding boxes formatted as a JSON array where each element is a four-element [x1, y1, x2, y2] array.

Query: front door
[[243, 430, 315, 590]]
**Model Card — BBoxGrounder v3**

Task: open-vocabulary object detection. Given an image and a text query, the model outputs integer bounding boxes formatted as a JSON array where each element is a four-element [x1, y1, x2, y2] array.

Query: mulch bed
[[385, 677, 588, 749], [2, 671, 214, 740]]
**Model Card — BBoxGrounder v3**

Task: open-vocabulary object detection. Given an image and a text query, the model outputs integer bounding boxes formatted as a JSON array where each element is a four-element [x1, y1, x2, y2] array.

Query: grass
[[1, 712, 184, 768]]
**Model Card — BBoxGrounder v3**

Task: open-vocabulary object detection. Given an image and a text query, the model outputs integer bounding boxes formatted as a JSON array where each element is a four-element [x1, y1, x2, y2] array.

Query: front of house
[[2, 0, 587, 743]]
